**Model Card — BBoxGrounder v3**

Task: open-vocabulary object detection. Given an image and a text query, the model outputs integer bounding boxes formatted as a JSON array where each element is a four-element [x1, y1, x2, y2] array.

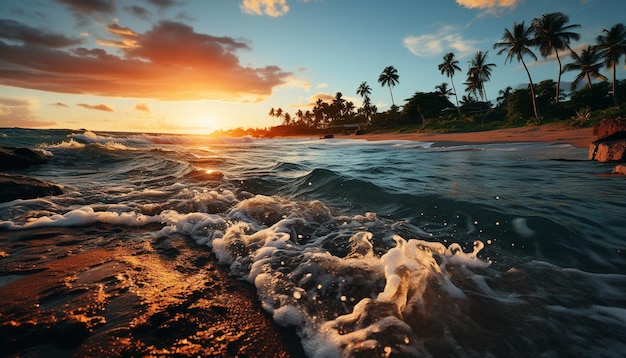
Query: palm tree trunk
[[521, 58, 540, 119], [388, 85, 395, 106], [450, 79, 462, 119], [555, 51, 562, 103], [586, 74, 592, 89], [612, 64, 619, 106]]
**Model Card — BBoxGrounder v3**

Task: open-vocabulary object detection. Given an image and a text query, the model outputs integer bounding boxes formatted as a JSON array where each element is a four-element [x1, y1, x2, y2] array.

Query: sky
[[1, 0, 625, 134]]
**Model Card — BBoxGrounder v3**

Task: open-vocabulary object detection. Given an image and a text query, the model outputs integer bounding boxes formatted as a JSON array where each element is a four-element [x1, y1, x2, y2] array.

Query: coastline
[[320, 124, 595, 149]]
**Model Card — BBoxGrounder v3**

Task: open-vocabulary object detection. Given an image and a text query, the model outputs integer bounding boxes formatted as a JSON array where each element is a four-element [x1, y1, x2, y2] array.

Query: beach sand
[[337, 124, 595, 149], [0, 225, 305, 357], [0, 124, 596, 357]]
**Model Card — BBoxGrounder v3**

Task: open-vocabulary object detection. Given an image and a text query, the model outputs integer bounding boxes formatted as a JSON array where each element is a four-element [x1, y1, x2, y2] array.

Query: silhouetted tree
[[378, 66, 399, 106], [438, 52, 463, 119], [532, 12, 581, 103], [596, 23, 626, 105], [494, 22, 540, 119], [564, 45, 608, 90]]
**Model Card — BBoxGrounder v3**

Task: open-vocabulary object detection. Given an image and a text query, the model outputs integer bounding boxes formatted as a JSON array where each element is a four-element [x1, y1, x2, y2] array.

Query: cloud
[[291, 92, 337, 108], [0, 20, 291, 102], [240, 0, 289, 17], [403, 26, 479, 58], [135, 102, 151, 112], [51, 102, 69, 107], [0, 97, 56, 127], [0, 19, 83, 48], [125, 6, 152, 20], [96, 19, 139, 48], [147, 0, 182, 10], [55, 0, 115, 14], [456, 0, 523, 11], [77, 103, 115, 112]]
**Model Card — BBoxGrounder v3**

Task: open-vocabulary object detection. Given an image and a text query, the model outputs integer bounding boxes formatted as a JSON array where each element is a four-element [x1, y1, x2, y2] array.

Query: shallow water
[[2, 128, 626, 357]]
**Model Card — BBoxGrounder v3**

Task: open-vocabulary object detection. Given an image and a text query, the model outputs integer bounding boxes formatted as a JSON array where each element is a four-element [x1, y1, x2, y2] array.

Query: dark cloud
[[0, 19, 83, 48], [55, 0, 116, 14], [0, 20, 291, 102], [51, 102, 69, 107], [125, 5, 151, 20], [147, 0, 181, 10], [0, 97, 56, 127], [77, 103, 115, 112]]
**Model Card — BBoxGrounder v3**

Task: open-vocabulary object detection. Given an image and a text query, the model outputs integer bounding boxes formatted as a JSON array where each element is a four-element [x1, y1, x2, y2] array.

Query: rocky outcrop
[[0, 146, 51, 169], [588, 118, 626, 162], [0, 173, 63, 203], [0, 146, 62, 202], [614, 164, 626, 176]]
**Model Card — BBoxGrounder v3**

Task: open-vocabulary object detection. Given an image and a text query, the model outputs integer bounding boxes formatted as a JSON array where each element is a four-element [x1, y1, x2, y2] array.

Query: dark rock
[[0, 146, 51, 170], [0, 172, 63, 202], [589, 118, 626, 162]]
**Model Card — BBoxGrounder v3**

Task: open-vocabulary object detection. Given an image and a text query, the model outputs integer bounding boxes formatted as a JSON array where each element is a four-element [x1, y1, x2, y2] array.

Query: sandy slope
[[333, 124, 595, 149]]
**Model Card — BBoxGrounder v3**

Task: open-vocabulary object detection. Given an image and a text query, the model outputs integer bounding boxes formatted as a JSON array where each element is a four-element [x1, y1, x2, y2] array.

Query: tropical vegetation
[[216, 13, 625, 138]]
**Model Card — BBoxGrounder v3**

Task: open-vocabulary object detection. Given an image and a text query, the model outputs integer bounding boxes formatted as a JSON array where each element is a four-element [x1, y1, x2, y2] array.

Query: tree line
[[267, 12, 625, 134]]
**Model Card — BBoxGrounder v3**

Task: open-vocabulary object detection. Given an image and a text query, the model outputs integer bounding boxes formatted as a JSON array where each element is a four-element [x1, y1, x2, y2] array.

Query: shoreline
[[315, 124, 595, 149]]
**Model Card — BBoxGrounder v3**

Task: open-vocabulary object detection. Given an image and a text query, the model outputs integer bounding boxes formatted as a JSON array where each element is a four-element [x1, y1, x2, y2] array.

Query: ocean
[[1, 128, 626, 357]]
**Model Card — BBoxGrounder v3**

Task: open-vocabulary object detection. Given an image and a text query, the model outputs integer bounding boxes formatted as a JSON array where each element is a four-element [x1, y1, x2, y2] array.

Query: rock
[[593, 117, 626, 139], [0, 146, 51, 170], [614, 164, 626, 175], [0, 173, 63, 203], [589, 118, 626, 162], [589, 139, 626, 162]]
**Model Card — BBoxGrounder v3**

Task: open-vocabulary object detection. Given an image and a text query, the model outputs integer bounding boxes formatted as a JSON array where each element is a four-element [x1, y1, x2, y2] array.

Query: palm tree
[[497, 86, 513, 107], [467, 51, 496, 103], [438, 52, 463, 118], [494, 22, 540, 119], [463, 77, 480, 102], [435, 82, 454, 98], [532, 12, 581, 103], [356, 81, 371, 99], [357, 81, 373, 124], [563, 45, 608, 90], [596, 23, 626, 105], [378, 66, 399, 106]]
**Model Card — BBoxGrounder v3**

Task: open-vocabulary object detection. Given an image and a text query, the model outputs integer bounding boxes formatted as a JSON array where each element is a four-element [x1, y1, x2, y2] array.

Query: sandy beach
[[0, 225, 305, 357], [337, 124, 595, 149]]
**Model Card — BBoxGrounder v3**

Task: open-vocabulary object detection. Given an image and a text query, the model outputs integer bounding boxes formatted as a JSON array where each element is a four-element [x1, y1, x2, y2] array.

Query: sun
[[191, 115, 220, 134]]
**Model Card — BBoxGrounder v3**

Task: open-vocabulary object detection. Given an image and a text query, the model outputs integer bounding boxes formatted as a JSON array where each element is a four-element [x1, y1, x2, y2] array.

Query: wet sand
[[0, 224, 305, 357], [334, 124, 595, 148]]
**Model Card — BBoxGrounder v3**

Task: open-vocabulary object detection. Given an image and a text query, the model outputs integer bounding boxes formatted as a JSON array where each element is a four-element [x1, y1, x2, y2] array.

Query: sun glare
[[192, 116, 220, 134]]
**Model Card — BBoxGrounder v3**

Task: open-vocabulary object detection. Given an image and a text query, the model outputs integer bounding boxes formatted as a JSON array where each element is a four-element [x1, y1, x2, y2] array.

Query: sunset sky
[[1, 0, 625, 134]]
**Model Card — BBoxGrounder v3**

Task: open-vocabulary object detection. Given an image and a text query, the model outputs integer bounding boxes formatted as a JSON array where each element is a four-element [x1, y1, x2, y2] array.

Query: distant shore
[[316, 124, 595, 149]]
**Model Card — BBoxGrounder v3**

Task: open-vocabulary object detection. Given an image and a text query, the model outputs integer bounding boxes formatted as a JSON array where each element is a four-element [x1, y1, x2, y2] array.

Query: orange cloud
[[456, 0, 522, 10], [0, 20, 291, 102], [240, 0, 289, 17], [135, 102, 151, 112], [0, 97, 56, 127], [77, 103, 115, 112]]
